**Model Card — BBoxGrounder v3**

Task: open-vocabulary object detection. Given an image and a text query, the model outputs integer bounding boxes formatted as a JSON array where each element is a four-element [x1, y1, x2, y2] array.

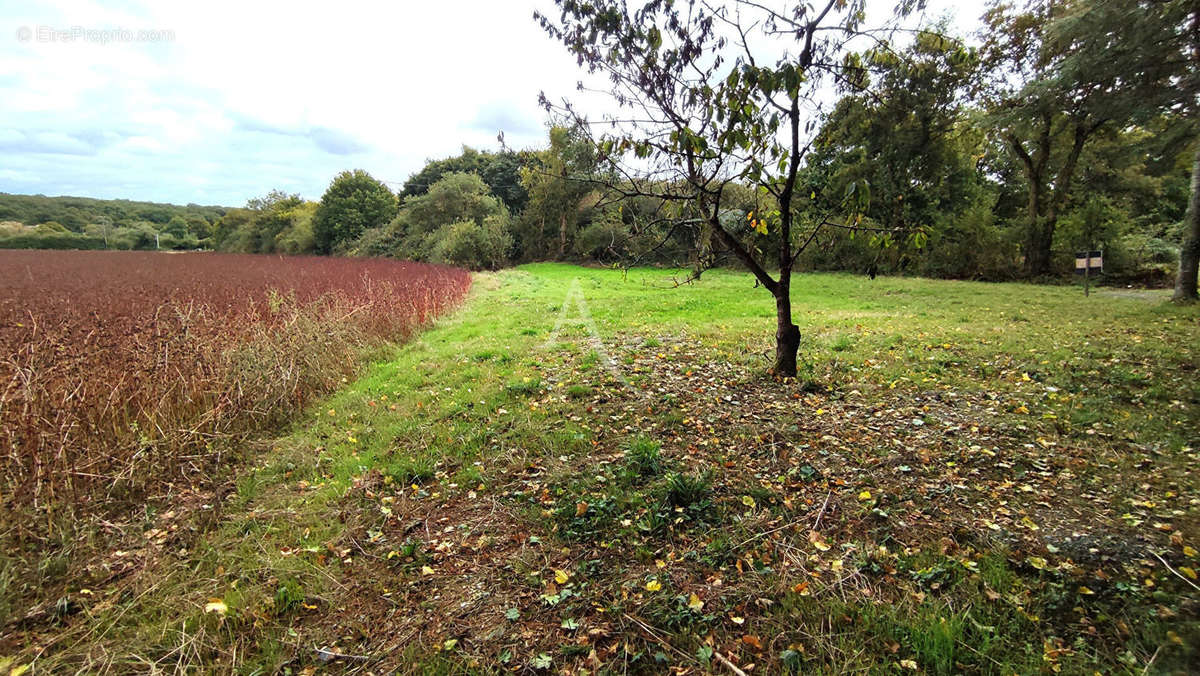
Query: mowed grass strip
[[10, 264, 1198, 674]]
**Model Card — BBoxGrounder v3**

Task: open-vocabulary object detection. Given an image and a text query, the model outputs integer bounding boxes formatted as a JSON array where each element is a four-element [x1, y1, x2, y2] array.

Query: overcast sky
[[0, 0, 989, 207]]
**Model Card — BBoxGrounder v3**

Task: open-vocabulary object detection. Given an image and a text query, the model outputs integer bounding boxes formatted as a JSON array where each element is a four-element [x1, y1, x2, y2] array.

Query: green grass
[[9, 264, 1199, 674]]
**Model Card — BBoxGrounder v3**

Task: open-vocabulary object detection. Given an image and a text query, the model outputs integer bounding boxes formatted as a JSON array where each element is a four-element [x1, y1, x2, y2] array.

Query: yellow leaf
[[858, 490, 872, 501], [11, 665, 31, 676], [1078, 586, 1095, 595], [900, 659, 918, 670], [421, 565, 435, 576], [831, 559, 844, 572], [808, 530, 832, 551], [645, 579, 662, 592], [688, 593, 704, 611], [1020, 516, 1040, 531], [1028, 556, 1048, 570], [741, 495, 756, 508], [730, 615, 745, 625], [1184, 545, 1198, 558], [555, 569, 570, 584], [204, 599, 228, 615], [1180, 567, 1198, 581]]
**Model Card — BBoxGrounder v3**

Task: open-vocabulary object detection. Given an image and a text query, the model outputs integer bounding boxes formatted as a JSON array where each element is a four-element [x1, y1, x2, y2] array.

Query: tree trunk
[[1174, 144, 1200, 302], [773, 286, 800, 377], [559, 212, 568, 260], [1025, 217, 1056, 277]]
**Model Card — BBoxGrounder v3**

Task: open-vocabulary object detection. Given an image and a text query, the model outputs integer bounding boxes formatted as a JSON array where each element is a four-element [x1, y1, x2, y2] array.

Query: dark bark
[[1174, 145, 1200, 301], [773, 284, 801, 376], [1011, 118, 1099, 276], [773, 98, 802, 376], [558, 212, 568, 260]]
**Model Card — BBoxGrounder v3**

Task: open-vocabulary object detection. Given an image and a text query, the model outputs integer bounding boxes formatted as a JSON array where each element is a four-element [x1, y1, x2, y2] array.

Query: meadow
[[3, 263, 1199, 674]]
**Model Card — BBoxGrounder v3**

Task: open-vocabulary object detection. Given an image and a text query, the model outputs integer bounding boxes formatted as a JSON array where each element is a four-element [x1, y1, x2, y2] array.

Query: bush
[[575, 216, 630, 261], [0, 231, 106, 250], [430, 215, 512, 270]]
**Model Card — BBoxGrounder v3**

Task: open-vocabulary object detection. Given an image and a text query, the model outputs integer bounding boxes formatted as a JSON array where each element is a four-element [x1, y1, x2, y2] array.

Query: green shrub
[[431, 215, 512, 270]]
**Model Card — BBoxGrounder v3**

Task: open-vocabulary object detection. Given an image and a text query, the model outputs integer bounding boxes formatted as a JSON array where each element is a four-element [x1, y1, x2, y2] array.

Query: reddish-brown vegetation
[[0, 250, 469, 522]]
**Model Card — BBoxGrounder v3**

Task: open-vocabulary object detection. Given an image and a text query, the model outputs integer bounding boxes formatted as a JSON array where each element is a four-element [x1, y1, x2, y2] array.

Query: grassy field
[[4, 263, 1199, 674]]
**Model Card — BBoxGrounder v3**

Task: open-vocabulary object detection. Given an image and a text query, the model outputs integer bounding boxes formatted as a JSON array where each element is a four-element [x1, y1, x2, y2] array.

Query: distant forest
[[0, 193, 226, 251]]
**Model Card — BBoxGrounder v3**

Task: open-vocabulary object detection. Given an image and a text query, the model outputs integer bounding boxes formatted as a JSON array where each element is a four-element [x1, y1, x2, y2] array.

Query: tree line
[[0, 193, 224, 250], [210, 0, 1195, 300]]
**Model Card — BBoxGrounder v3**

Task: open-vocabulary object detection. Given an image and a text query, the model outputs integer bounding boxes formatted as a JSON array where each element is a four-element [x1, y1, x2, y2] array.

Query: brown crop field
[[0, 250, 470, 527]]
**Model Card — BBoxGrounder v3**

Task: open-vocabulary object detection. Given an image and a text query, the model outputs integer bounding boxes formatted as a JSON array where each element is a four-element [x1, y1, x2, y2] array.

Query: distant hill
[[0, 192, 231, 232], [0, 193, 235, 251]]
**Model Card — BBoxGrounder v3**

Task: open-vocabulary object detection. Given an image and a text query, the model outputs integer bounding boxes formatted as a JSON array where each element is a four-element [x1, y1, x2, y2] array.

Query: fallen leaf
[[555, 569, 570, 584], [645, 579, 662, 592], [688, 593, 704, 611], [204, 599, 227, 616]]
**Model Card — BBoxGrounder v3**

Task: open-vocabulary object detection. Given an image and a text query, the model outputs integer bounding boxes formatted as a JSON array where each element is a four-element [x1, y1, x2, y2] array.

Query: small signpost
[[1075, 249, 1102, 296]]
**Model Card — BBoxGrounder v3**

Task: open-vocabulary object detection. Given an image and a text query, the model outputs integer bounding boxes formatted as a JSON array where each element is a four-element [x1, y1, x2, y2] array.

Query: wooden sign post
[[1075, 249, 1103, 296]]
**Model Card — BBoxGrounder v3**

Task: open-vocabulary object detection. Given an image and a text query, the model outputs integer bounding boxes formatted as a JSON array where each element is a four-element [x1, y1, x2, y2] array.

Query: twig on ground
[[812, 490, 832, 531], [713, 649, 749, 676], [1142, 645, 1162, 675], [1149, 550, 1200, 592]]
